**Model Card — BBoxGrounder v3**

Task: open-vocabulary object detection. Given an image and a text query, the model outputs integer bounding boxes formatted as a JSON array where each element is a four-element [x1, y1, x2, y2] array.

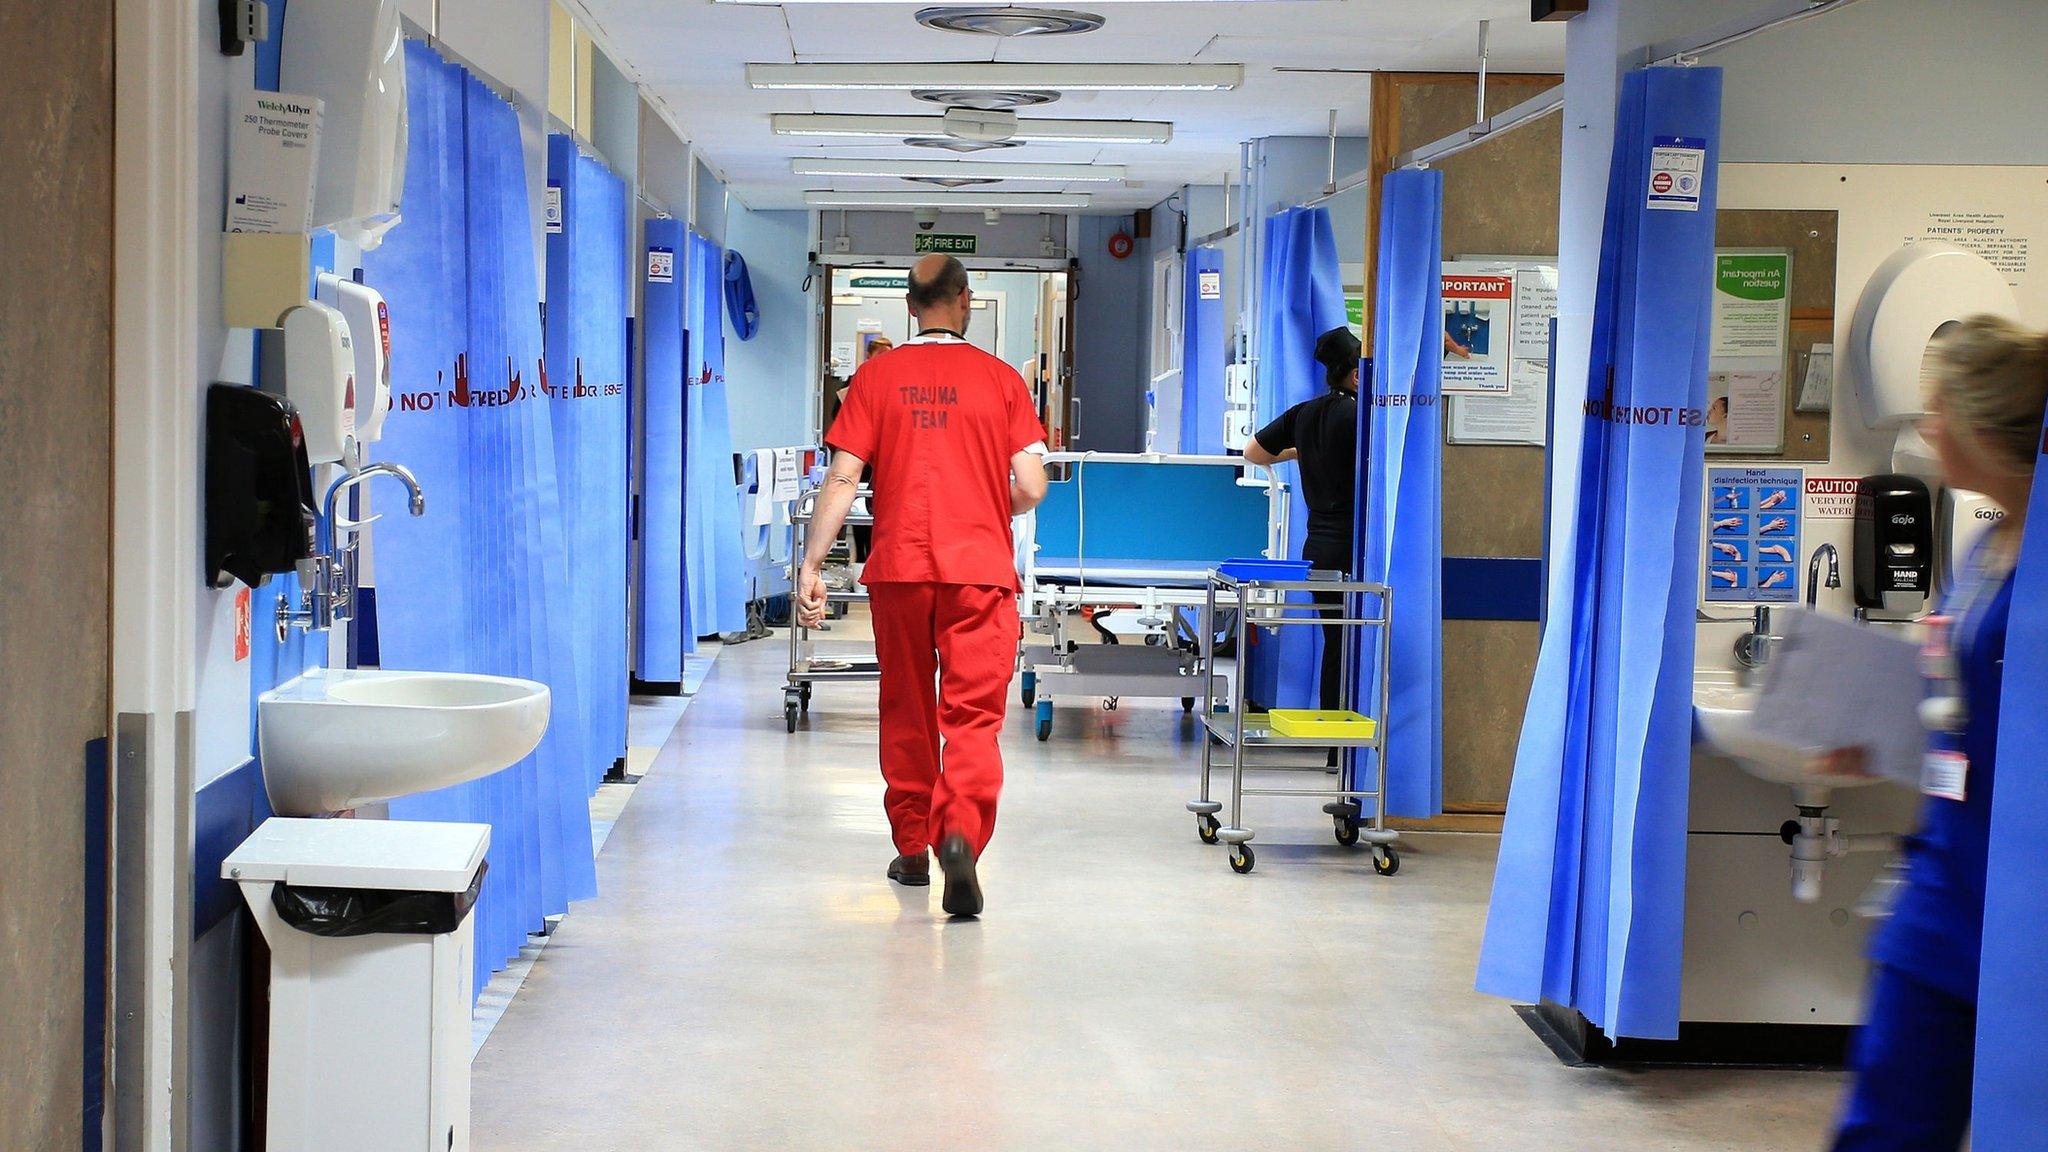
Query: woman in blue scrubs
[[1827, 316, 2047, 1151]]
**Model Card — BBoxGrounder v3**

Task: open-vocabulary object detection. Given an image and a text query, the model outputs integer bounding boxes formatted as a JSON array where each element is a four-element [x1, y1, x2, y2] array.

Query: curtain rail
[[1395, 0, 1871, 171]]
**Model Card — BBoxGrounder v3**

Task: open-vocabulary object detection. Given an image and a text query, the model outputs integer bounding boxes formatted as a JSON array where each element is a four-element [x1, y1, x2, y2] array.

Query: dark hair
[[908, 256, 969, 311]]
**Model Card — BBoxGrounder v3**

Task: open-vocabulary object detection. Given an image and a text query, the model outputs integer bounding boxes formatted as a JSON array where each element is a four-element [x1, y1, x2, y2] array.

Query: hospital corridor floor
[[471, 629, 1844, 1151]]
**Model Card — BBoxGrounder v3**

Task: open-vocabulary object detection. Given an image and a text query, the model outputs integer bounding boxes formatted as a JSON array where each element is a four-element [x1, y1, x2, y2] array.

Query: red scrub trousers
[[869, 581, 1018, 858]]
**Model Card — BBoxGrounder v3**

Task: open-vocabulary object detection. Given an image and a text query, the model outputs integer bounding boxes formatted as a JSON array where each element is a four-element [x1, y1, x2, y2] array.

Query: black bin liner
[[272, 860, 487, 938]]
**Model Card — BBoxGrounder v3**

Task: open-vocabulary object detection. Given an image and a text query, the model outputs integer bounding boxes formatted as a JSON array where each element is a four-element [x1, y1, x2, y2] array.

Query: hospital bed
[[1017, 452, 1286, 741]]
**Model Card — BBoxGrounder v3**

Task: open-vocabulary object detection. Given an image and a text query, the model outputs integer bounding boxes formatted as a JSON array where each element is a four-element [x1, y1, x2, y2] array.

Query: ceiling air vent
[[914, 7, 1105, 37], [913, 89, 1060, 111], [904, 176, 1003, 189], [904, 136, 1021, 153]]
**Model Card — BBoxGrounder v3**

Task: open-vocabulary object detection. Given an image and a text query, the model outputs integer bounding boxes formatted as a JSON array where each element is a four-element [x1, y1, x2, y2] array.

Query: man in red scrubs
[[797, 254, 1049, 917]]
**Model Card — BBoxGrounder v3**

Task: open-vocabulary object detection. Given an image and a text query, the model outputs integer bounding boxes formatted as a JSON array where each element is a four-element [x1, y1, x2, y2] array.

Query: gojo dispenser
[[206, 383, 318, 589], [1853, 473, 1933, 621]]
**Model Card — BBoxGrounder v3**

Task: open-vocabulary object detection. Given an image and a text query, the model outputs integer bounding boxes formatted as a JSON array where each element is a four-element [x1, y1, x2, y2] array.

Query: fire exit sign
[[914, 232, 977, 255]]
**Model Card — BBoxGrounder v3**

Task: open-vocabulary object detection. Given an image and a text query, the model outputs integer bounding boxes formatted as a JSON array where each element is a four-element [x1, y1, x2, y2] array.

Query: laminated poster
[[1441, 265, 1514, 395], [1705, 370, 1786, 454], [1710, 250, 1791, 362]]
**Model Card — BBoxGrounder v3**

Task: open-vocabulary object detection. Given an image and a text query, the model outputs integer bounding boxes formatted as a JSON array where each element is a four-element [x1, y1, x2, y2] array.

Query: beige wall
[[0, 3, 115, 1147], [1370, 73, 1563, 816]]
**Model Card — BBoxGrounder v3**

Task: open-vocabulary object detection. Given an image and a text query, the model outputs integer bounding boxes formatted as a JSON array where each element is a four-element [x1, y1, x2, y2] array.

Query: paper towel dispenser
[[206, 384, 318, 589], [1847, 242, 2019, 430], [281, 0, 407, 249]]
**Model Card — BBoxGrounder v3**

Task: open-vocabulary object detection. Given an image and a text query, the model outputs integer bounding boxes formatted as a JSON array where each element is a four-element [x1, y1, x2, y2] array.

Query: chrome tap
[[1806, 542, 1841, 609], [278, 463, 427, 641], [1735, 605, 1779, 669]]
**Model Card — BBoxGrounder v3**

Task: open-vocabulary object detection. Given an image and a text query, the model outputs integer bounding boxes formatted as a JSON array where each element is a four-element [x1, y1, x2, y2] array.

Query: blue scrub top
[[1872, 543, 2015, 1003]]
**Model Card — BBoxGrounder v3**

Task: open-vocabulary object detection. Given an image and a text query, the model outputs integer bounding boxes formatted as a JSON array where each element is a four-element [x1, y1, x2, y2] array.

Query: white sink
[[1692, 670, 1876, 797], [259, 668, 550, 816]]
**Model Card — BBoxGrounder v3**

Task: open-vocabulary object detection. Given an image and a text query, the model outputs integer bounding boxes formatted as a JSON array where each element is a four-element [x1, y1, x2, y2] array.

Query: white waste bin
[[225, 817, 490, 1152]]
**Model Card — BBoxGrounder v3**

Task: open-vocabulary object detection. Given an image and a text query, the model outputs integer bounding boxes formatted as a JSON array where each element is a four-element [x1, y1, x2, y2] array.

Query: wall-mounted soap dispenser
[[316, 273, 392, 444], [206, 384, 318, 589], [1853, 474, 1933, 621], [259, 302, 356, 465]]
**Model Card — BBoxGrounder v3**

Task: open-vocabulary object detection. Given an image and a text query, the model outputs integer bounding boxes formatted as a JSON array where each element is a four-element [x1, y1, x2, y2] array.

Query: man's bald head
[[907, 253, 972, 333], [909, 254, 969, 310]]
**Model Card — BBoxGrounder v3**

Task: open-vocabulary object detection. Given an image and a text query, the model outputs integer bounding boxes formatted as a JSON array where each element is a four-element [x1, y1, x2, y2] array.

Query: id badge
[[1922, 750, 1969, 802]]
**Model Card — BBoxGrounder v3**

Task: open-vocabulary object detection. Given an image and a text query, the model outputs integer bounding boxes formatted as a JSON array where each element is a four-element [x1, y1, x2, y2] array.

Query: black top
[[1254, 391, 1359, 552]]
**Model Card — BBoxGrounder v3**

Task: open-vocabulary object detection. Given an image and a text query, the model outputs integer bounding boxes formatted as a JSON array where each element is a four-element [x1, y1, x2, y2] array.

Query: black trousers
[[1303, 537, 1351, 714]]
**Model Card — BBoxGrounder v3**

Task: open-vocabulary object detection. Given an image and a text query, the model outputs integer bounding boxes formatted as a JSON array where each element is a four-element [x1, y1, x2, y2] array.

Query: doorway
[[819, 266, 1074, 447]]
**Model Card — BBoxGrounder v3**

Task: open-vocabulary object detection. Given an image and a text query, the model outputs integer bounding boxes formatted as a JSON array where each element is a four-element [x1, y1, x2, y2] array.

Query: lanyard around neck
[[911, 327, 965, 343]]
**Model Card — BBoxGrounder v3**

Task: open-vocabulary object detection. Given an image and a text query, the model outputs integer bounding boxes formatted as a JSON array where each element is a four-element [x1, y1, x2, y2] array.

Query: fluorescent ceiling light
[[772, 114, 1172, 145], [747, 63, 1240, 92], [793, 158, 1127, 182], [804, 191, 1091, 209]]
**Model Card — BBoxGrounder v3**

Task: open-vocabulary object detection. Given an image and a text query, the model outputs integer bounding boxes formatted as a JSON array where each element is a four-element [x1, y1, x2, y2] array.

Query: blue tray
[[1215, 557, 1312, 582]]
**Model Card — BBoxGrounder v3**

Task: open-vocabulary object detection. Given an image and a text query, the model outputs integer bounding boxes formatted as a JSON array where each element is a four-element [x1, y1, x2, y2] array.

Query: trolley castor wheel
[[1373, 846, 1401, 876], [1181, 696, 1196, 714], [1197, 814, 1221, 845], [799, 684, 813, 714], [1334, 816, 1361, 847], [1020, 671, 1037, 708], [784, 698, 800, 734], [1229, 844, 1256, 874], [1035, 699, 1053, 742]]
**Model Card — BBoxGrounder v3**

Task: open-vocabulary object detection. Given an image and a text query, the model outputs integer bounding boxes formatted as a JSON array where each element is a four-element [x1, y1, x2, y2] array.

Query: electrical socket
[[1040, 239, 1063, 258], [831, 235, 852, 254]]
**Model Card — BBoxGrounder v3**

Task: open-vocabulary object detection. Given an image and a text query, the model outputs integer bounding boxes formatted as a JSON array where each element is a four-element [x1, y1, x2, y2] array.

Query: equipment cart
[[1186, 570, 1401, 876], [783, 484, 879, 733]]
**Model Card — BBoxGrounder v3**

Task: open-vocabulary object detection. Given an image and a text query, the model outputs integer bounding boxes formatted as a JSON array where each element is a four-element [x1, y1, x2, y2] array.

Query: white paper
[[772, 448, 802, 502], [1511, 267, 1559, 361], [226, 90, 324, 234], [1796, 343, 1834, 413], [1448, 359, 1548, 447], [1749, 609, 1927, 787]]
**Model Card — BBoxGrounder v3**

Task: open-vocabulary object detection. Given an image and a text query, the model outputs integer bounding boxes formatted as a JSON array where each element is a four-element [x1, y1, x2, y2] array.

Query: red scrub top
[[825, 332, 1045, 591]]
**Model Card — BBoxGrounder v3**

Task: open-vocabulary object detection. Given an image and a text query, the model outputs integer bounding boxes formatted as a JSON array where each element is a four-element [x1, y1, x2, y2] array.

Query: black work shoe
[[937, 834, 983, 918], [887, 852, 930, 887]]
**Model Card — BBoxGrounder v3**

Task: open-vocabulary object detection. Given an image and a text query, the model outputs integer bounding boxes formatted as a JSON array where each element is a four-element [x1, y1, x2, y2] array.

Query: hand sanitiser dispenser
[[260, 302, 356, 464], [206, 384, 318, 588], [1853, 474, 1933, 620], [315, 274, 392, 443]]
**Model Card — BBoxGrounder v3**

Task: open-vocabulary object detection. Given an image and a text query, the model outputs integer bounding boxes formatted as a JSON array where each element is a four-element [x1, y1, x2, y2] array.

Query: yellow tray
[[1266, 709, 1377, 740]]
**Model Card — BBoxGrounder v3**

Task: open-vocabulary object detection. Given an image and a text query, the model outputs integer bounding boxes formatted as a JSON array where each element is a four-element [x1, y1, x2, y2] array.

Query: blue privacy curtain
[[636, 217, 690, 678], [363, 42, 598, 993], [544, 133, 630, 784], [1360, 168, 1445, 818], [1975, 408, 2048, 1140], [1249, 206, 1345, 708], [685, 229, 748, 637], [1475, 66, 1722, 1040], [1179, 246, 1227, 454]]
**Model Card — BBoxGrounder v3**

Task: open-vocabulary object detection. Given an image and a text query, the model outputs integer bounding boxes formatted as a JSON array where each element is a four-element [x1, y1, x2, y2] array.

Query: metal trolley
[[1186, 571, 1401, 876], [783, 484, 879, 733]]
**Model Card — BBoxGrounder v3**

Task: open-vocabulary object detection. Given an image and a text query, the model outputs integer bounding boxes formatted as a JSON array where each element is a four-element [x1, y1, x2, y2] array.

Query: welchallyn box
[[1853, 473, 1933, 620]]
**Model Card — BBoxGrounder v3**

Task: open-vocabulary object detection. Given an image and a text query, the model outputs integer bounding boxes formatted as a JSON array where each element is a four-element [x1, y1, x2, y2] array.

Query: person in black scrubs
[[1244, 326, 1362, 715]]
